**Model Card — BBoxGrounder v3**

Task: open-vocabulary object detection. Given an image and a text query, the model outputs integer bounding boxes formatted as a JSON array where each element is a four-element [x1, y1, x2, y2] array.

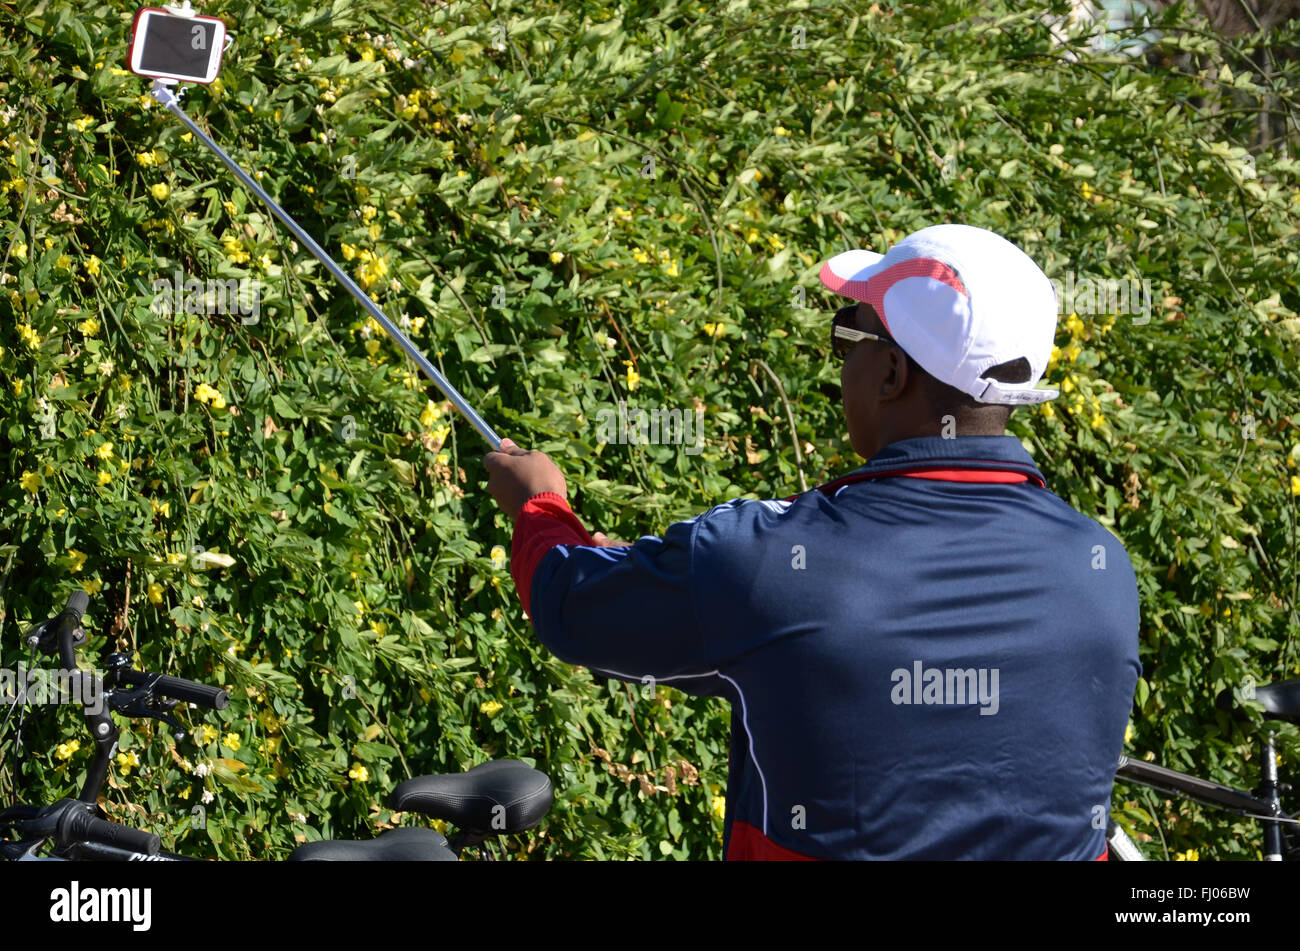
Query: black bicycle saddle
[[388, 759, 553, 833]]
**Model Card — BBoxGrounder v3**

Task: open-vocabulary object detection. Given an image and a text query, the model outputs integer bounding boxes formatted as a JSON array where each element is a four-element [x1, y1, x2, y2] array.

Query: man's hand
[[483, 438, 568, 519]]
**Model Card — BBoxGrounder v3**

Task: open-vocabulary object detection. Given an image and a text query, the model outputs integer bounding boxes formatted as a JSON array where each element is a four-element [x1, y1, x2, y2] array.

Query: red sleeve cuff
[[510, 493, 597, 619]]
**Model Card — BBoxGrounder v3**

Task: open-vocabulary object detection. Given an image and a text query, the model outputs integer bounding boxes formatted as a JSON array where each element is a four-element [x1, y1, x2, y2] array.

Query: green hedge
[[2, 0, 1298, 859]]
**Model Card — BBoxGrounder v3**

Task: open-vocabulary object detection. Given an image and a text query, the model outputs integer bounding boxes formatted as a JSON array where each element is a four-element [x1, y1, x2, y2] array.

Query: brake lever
[[104, 655, 185, 737], [25, 614, 87, 657]]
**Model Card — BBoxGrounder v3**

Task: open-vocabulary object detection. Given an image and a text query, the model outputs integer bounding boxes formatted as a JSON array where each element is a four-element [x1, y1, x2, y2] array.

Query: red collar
[[790, 465, 1043, 502]]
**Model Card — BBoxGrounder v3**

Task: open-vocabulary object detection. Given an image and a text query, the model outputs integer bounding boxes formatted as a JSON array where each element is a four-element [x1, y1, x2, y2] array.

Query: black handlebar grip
[[59, 808, 160, 855], [115, 669, 229, 710], [64, 590, 90, 619]]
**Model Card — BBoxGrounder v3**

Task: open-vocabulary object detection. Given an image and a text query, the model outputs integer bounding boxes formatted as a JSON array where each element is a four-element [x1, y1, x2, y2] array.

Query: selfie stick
[[146, 77, 502, 451]]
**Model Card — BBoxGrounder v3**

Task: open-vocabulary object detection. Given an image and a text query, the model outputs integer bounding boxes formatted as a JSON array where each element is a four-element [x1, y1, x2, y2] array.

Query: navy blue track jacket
[[510, 435, 1142, 859]]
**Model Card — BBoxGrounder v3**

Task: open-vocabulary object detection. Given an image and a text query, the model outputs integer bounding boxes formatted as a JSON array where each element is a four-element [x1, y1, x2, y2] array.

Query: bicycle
[[1107, 676, 1300, 861], [1, 592, 553, 861]]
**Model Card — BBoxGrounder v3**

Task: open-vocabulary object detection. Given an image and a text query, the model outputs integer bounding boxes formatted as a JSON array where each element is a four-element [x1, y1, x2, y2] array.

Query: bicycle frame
[[1113, 732, 1293, 860]]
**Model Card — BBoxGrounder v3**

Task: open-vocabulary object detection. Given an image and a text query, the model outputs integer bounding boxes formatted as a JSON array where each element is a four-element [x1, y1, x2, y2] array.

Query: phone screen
[[130, 9, 225, 83]]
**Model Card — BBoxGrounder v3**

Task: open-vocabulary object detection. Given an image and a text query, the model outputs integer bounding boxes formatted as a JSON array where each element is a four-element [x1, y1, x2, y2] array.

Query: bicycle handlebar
[[64, 590, 89, 619], [113, 669, 229, 711], [57, 803, 160, 856]]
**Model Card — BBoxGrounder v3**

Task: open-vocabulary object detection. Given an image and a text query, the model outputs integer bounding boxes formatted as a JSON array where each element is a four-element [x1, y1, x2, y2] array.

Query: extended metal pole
[[149, 80, 502, 451]]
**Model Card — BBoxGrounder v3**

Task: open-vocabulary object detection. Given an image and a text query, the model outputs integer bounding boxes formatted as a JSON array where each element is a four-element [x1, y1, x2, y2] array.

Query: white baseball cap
[[819, 224, 1060, 405]]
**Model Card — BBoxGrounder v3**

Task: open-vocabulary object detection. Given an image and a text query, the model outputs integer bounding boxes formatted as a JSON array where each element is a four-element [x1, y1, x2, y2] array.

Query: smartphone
[[127, 7, 227, 84]]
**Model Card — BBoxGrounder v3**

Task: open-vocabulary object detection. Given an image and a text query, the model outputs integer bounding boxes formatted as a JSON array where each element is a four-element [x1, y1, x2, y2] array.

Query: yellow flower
[[1041, 402, 1055, 419], [745, 228, 760, 244], [115, 750, 139, 773], [436, 451, 449, 465], [702, 322, 725, 339], [480, 700, 503, 717], [222, 733, 241, 751], [147, 582, 164, 604], [710, 795, 726, 819], [17, 323, 40, 349], [774, 126, 789, 136], [1060, 376, 1075, 394], [55, 254, 72, 271], [193, 383, 227, 409], [84, 255, 101, 277], [82, 579, 103, 595], [20, 470, 41, 493], [632, 247, 651, 264], [73, 117, 94, 132], [1090, 411, 1105, 430], [1065, 312, 1085, 337], [150, 183, 170, 200], [766, 234, 785, 250], [550, 251, 564, 264], [96, 441, 113, 460], [623, 360, 640, 391], [1124, 723, 1134, 744], [420, 399, 441, 429], [664, 259, 680, 277], [177, 786, 191, 800], [79, 317, 100, 336], [1291, 475, 1300, 496], [348, 762, 370, 782], [222, 200, 237, 215], [221, 235, 249, 263], [200, 725, 218, 744], [490, 545, 507, 570], [1174, 849, 1199, 861], [449, 48, 466, 65], [355, 249, 389, 290], [56, 740, 80, 760], [151, 499, 170, 517], [68, 549, 87, 572], [97, 469, 112, 485]]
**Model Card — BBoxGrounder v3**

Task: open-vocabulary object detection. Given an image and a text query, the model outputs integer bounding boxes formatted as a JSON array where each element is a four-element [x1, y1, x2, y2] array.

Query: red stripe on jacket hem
[[510, 493, 596, 619], [726, 821, 818, 860], [726, 820, 1110, 860]]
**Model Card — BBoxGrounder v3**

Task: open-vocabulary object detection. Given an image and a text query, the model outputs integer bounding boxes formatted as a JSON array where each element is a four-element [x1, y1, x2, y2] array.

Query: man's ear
[[879, 346, 910, 401]]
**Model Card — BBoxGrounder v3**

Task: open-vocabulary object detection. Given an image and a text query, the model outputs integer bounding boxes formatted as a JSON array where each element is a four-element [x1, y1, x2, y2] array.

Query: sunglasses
[[831, 304, 892, 359]]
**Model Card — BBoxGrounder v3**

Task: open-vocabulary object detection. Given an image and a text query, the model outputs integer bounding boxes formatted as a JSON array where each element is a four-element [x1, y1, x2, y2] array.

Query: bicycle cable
[[0, 643, 39, 798], [1115, 775, 1300, 826]]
